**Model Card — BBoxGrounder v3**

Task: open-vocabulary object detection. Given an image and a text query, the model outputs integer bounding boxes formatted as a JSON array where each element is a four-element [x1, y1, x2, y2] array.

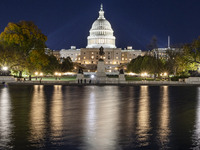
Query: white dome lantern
[[86, 4, 116, 48]]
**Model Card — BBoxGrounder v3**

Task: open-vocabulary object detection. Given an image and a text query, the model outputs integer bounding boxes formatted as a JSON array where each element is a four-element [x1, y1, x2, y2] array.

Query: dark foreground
[[0, 85, 200, 149]]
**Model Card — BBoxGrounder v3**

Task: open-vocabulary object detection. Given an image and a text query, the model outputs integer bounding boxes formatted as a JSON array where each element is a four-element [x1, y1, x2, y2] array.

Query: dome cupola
[[86, 4, 116, 48]]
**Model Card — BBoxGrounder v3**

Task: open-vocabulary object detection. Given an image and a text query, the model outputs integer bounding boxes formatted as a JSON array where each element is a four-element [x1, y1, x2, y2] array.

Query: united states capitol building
[[55, 5, 144, 72]]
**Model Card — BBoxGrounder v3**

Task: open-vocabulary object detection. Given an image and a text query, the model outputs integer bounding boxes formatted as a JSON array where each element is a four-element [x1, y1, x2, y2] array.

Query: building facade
[[57, 5, 142, 72]]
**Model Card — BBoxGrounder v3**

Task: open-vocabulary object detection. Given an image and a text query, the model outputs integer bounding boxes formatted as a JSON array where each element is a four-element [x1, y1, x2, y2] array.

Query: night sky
[[0, 0, 200, 50]]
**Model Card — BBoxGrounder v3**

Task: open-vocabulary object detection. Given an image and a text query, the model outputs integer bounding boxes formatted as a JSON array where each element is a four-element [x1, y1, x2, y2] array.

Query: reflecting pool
[[0, 85, 200, 149]]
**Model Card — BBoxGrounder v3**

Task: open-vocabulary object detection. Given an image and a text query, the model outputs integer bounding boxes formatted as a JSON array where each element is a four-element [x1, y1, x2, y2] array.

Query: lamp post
[[164, 72, 168, 80], [35, 72, 38, 80], [40, 72, 43, 80], [2, 66, 8, 76], [141, 72, 147, 81], [58, 73, 61, 80], [39, 72, 43, 83], [160, 72, 168, 80], [54, 72, 58, 80]]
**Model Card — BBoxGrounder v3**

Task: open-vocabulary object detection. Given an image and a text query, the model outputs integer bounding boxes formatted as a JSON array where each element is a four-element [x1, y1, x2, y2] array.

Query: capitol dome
[[86, 4, 116, 48]]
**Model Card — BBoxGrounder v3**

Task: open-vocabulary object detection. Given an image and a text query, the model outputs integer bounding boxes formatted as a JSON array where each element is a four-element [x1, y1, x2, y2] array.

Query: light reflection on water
[[192, 87, 200, 148], [83, 86, 120, 150], [29, 85, 46, 147], [137, 86, 150, 146], [158, 86, 170, 148], [0, 87, 12, 149], [0, 85, 200, 149], [50, 85, 63, 144]]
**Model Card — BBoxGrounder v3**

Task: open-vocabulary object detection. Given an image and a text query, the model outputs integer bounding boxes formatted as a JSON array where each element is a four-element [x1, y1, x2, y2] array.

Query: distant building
[[55, 4, 143, 72], [60, 46, 81, 63], [151, 36, 180, 59]]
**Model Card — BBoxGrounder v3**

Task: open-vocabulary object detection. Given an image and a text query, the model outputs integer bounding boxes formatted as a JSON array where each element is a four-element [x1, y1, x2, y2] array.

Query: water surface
[[0, 85, 200, 149]]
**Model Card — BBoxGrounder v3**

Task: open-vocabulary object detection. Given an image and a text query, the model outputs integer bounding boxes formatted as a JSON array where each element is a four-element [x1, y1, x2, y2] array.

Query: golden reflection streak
[[30, 85, 46, 144], [84, 86, 119, 150], [50, 85, 63, 140], [137, 86, 150, 146], [0, 88, 12, 146], [158, 86, 170, 147], [193, 87, 200, 147]]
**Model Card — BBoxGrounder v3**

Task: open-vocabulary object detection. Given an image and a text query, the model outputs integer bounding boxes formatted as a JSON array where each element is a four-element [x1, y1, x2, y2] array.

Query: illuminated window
[[91, 56, 94, 59], [122, 58, 124, 60]]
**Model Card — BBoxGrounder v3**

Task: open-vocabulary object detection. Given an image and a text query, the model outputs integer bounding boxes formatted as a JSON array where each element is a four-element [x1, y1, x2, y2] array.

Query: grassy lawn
[[125, 76, 162, 81], [28, 76, 76, 81]]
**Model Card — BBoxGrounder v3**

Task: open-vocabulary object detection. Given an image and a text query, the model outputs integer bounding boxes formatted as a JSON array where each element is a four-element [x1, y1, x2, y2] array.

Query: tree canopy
[[0, 21, 48, 76], [127, 55, 163, 77]]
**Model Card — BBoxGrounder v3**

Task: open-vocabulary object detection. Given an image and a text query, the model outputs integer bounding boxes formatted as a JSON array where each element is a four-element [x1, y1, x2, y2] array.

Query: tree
[[42, 55, 61, 75], [127, 55, 164, 79], [61, 57, 73, 72], [26, 49, 49, 80], [175, 37, 200, 75], [0, 21, 47, 77]]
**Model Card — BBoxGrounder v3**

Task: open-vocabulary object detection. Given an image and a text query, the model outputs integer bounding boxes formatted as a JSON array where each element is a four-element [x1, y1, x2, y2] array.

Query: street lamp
[[40, 72, 43, 79], [35, 72, 38, 80], [1, 66, 8, 76], [160, 72, 168, 80], [58, 73, 61, 80], [39, 72, 43, 83], [164, 72, 168, 80], [91, 75, 94, 79], [2, 67, 8, 71], [54, 72, 58, 80], [141, 72, 148, 81]]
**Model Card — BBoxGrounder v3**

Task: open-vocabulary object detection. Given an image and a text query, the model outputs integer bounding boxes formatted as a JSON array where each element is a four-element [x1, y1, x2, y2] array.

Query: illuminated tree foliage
[[176, 37, 200, 75], [0, 21, 47, 77], [127, 55, 163, 77]]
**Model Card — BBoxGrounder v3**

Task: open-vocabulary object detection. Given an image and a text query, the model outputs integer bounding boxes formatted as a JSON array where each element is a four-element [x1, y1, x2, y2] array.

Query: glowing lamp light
[[91, 75, 94, 78], [141, 72, 147, 77], [40, 73, 43, 76], [129, 72, 135, 76], [164, 72, 167, 76], [2, 66, 8, 71], [35, 72, 38, 76], [58, 73, 61, 76], [55, 72, 58, 76]]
